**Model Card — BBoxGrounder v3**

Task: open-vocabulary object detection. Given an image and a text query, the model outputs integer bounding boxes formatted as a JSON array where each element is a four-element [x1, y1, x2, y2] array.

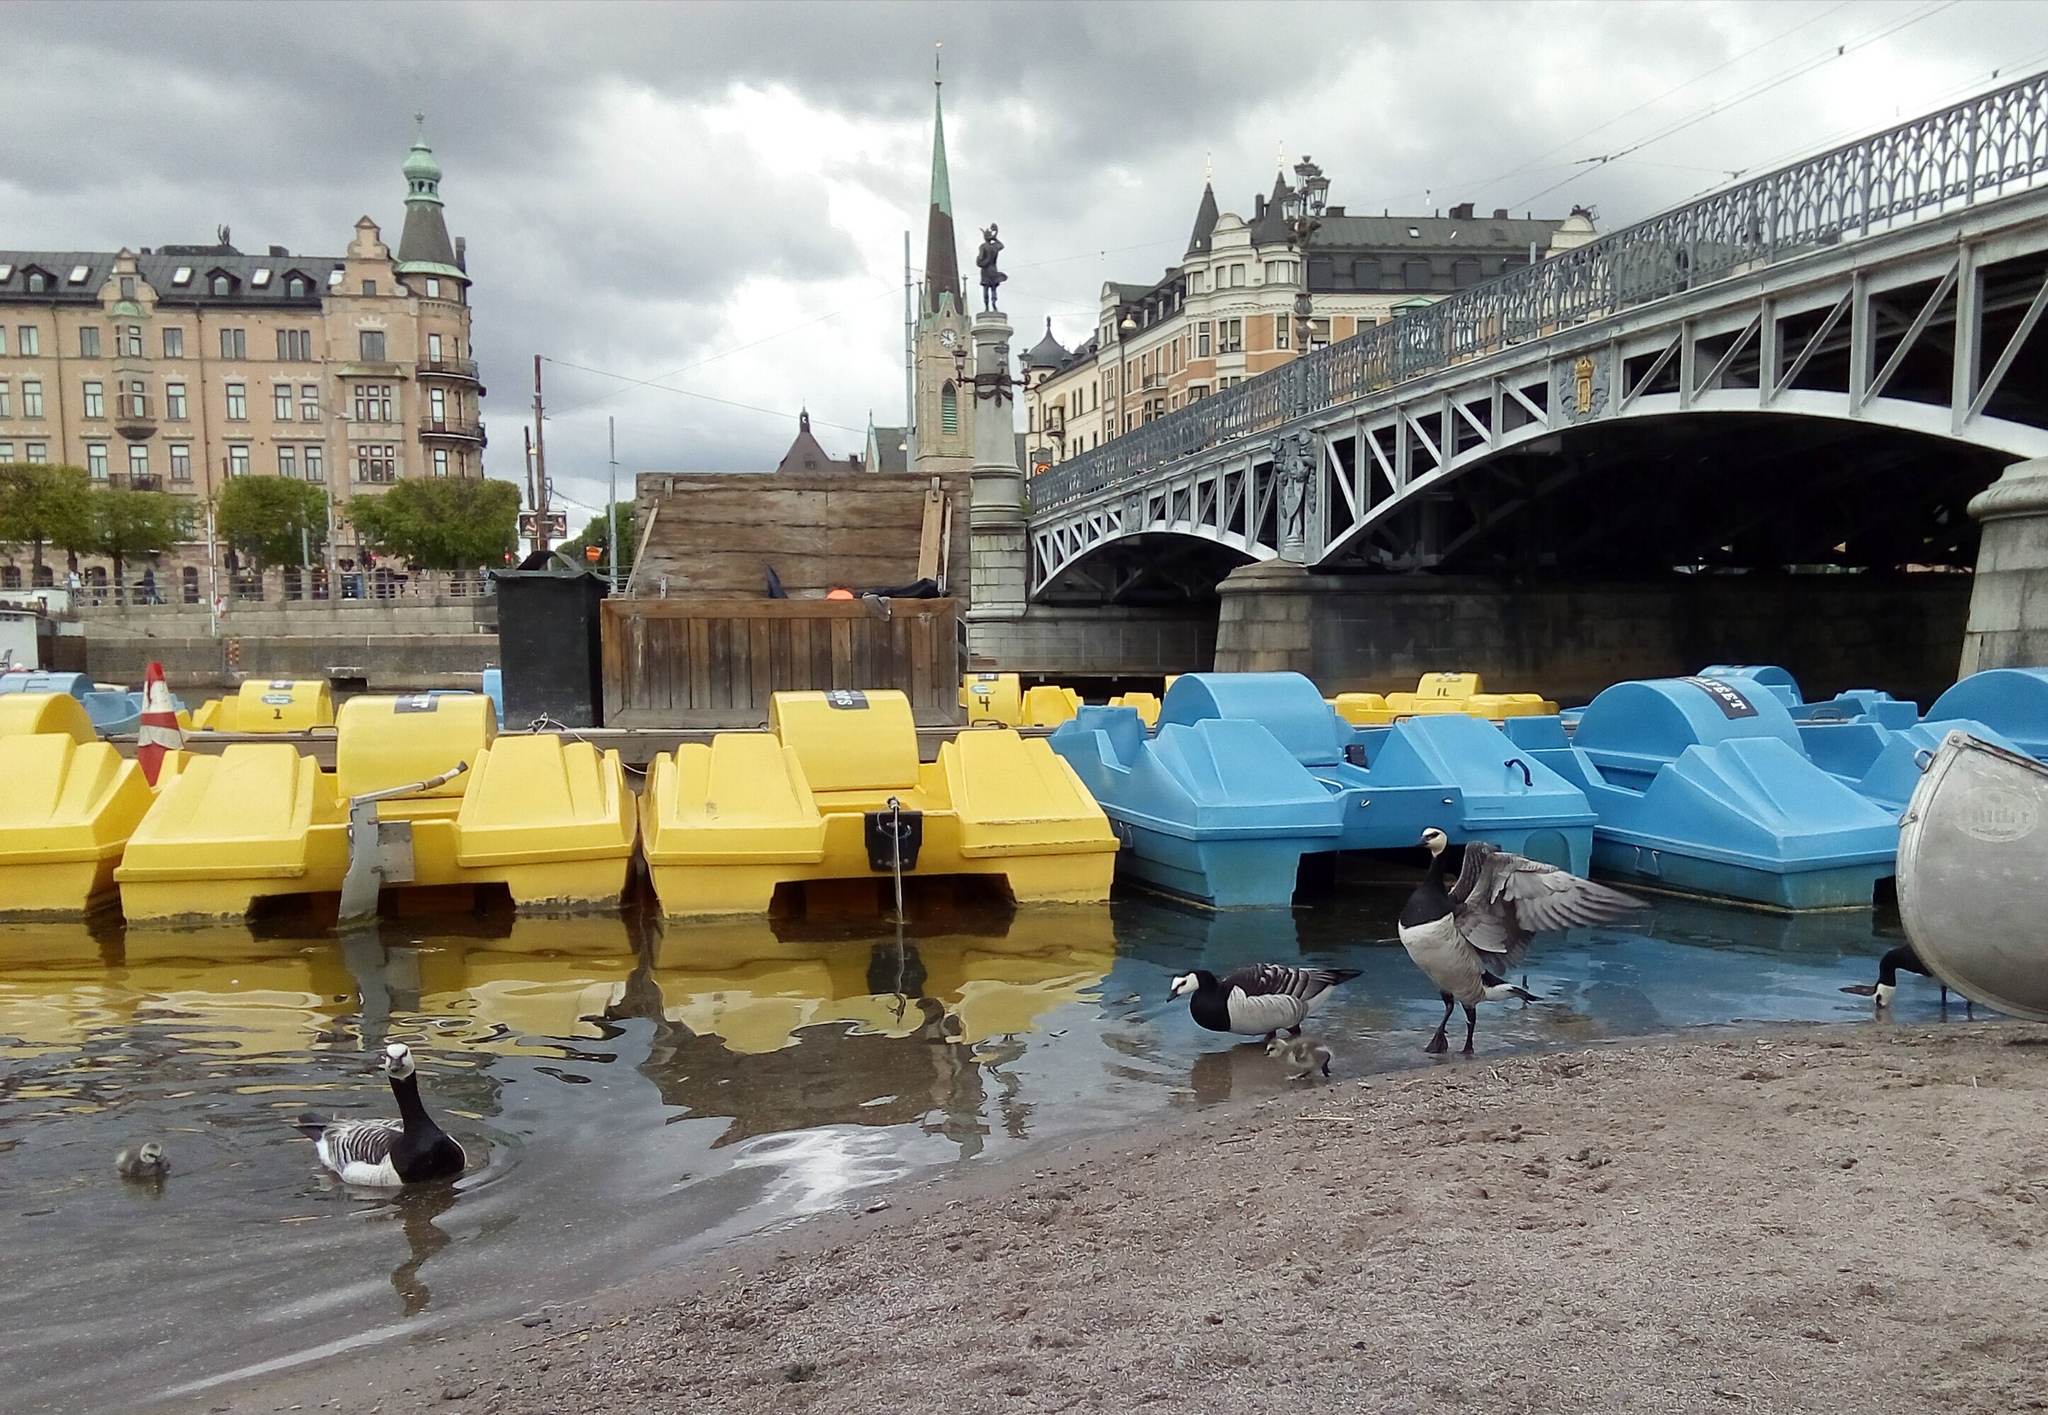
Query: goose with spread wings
[[293, 1042, 466, 1187], [1399, 829, 1645, 1054], [1168, 963, 1361, 1039]]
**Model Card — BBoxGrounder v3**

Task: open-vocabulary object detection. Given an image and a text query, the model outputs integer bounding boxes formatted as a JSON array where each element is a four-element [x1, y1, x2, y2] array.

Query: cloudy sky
[[5, 0, 2047, 526]]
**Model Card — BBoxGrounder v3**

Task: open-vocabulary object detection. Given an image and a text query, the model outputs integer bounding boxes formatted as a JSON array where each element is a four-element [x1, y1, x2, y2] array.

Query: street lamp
[[1286, 157, 1327, 358]]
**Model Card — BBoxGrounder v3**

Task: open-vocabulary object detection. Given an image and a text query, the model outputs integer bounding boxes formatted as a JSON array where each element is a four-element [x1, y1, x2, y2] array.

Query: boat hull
[[1898, 731, 2048, 1021]]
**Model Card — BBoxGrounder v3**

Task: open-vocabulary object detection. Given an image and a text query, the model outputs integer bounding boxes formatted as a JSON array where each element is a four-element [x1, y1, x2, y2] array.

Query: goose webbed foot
[[1426, 1029, 1449, 1054]]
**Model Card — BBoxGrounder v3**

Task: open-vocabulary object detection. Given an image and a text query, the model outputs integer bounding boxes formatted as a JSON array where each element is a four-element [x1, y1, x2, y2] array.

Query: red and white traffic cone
[[136, 660, 182, 786]]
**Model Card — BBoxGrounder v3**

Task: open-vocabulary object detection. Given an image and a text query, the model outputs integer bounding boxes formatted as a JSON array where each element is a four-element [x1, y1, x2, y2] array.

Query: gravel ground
[[194, 1021, 2048, 1415]]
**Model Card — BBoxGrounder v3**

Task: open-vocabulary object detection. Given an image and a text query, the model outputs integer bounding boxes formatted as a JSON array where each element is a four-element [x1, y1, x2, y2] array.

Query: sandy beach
[[193, 1020, 2048, 1415]]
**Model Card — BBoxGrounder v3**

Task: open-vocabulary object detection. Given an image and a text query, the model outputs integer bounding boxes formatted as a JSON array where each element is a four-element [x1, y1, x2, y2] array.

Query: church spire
[[923, 54, 962, 314]]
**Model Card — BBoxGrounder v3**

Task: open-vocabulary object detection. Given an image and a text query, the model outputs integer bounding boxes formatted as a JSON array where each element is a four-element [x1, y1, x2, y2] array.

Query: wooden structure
[[628, 471, 969, 599], [601, 597, 963, 727]]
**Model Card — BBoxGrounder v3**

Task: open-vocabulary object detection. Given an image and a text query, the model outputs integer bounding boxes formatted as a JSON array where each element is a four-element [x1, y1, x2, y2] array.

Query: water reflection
[[0, 880, 1974, 1415]]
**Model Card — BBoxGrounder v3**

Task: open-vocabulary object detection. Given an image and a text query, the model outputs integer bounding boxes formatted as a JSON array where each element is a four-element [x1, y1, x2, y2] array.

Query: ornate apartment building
[[0, 129, 483, 588], [1023, 160, 1596, 471]]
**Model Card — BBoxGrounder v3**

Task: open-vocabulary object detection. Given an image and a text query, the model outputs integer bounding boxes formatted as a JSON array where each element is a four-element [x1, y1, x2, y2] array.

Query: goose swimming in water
[[115, 1141, 169, 1182], [1399, 829, 1645, 1054], [1841, 944, 1973, 1015], [1267, 1034, 1335, 1080], [294, 1043, 466, 1187], [1168, 964, 1361, 1040]]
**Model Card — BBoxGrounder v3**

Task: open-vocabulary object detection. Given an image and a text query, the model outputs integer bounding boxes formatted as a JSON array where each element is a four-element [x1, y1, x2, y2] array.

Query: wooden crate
[[602, 597, 965, 727]]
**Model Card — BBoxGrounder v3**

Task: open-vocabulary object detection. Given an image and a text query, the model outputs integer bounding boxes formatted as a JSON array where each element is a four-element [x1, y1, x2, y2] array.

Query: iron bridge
[[1028, 71, 2048, 602]]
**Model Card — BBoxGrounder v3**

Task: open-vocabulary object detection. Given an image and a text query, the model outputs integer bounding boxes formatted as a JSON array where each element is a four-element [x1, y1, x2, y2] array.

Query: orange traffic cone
[[136, 660, 182, 786]]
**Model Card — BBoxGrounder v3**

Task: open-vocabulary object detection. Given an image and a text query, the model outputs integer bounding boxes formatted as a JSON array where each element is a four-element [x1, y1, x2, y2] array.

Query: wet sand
[[191, 1021, 2048, 1415]]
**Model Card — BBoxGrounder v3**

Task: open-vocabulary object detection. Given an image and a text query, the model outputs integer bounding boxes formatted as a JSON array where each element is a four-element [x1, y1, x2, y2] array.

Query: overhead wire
[[542, 356, 869, 435]]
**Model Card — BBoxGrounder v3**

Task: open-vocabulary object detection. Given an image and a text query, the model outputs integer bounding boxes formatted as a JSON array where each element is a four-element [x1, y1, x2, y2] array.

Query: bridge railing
[[1032, 68, 2048, 515]]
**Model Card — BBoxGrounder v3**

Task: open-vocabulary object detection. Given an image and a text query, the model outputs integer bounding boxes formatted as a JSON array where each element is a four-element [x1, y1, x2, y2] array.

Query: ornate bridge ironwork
[[1028, 70, 2048, 596]]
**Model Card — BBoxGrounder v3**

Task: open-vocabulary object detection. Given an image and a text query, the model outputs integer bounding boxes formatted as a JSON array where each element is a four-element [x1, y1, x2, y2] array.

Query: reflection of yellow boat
[[116, 695, 636, 922], [1334, 672, 1559, 726], [641, 690, 1116, 917], [0, 694, 174, 919], [650, 903, 1114, 1052]]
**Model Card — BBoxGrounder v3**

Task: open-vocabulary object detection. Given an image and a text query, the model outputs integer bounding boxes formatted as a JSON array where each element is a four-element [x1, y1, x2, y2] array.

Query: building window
[[427, 332, 443, 362], [277, 329, 312, 361], [301, 384, 321, 421], [274, 385, 294, 420], [18, 325, 37, 355], [433, 447, 449, 477], [182, 566, 200, 603], [358, 330, 386, 362], [225, 383, 247, 420], [0, 443, 11, 462], [220, 327, 246, 359], [287, 275, 308, 298], [86, 443, 108, 480], [356, 444, 398, 483], [165, 382, 187, 420], [362, 279, 377, 297], [25, 442, 46, 462], [123, 379, 147, 417], [228, 444, 250, 478], [1274, 315, 1289, 350], [1403, 258, 1432, 290], [119, 324, 141, 357], [82, 381, 105, 418], [170, 443, 192, 481], [1197, 322, 1211, 358], [25, 271, 46, 293], [162, 326, 184, 358], [278, 446, 297, 478], [429, 387, 447, 424], [129, 444, 149, 482], [940, 382, 958, 435], [353, 383, 393, 422], [304, 445, 324, 482], [211, 274, 232, 296], [1217, 318, 1243, 354], [0, 381, 8, 419], [0, 327, 6, 355], [425, 277, 441, 299], [21, 380, 43, 418], [1230, 264, 1245, 288], [119, 275, 136, 300], [79, 326, 101, 357]]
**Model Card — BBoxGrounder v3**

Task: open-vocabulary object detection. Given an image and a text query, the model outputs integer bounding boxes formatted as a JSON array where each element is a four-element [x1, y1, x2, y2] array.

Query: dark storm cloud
[[4, 0, 2043, 513]]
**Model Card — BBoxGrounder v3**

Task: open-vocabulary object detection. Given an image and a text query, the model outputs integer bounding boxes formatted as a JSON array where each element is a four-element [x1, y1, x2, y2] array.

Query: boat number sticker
[[269, 679, 294, 689], [1681, 676, 1758, 719], [975, 673, 1003, 681], [825, 690, 869, 710], [260, 693, 293, 705], [1961, 786, 2038, 843], [394, 695, 440, 714]]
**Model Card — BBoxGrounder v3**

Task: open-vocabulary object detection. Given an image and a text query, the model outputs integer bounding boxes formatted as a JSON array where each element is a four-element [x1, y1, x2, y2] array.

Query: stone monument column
[[1960, 454, 2048, 674], [966, 308, 1028, 628]]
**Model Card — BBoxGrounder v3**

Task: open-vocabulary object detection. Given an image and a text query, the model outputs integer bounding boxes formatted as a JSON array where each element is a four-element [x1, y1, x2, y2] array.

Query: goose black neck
[[1878, 945, 1928, 987], [389, 1070, 431, 1131], [1400, 847, 1454, 929]]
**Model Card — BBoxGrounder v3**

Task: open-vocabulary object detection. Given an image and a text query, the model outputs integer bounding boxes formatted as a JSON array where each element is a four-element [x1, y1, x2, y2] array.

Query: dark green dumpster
[[492, 566, 609, 728]]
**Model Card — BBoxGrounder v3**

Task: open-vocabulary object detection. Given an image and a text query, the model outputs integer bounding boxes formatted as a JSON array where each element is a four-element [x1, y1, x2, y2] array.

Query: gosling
[[1267, 1034, 1334, 1080], [115, 1141, 169, 1182]]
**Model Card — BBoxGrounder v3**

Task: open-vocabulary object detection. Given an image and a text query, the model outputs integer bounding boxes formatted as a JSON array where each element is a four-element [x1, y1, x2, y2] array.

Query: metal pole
[[204, 497, 220, 636], [531, 355, 551, 553], [904, 230, 916, 468], [607, 416, 619, 594]]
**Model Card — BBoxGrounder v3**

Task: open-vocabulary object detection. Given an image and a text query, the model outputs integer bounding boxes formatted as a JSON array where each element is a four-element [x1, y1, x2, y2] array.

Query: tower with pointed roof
[[912, 69, 973, 476]]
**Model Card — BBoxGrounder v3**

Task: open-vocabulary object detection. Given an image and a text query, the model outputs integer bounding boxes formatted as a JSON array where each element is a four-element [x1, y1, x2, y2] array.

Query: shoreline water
[[183, 1018, 2048, 1415]]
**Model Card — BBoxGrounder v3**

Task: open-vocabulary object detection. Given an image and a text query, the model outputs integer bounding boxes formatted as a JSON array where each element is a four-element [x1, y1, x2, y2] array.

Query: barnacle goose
[[294, 1042, 466, 1187], [1168, 964, 1361, 1040]]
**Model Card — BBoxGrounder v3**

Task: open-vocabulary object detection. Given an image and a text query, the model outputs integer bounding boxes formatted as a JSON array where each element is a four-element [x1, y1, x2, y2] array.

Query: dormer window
[[171, 267, 193, 286], [251, 268, 272, 288], [1408, 226, 1421, 238], [286, 275, 309, 298], [327, 268, 344, 288], [25, 269, 48, 293], [0, 265, 13, 282], [68, 265, 91, 284], [120, 276, 136, 299], [210, 273, 233, 296]]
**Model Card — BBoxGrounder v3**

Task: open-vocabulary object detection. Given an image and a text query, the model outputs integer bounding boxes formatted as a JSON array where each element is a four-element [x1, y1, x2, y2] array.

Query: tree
[[90, 488, 196, 593], [559, 500, 639, 578], [349, 477, 520, 571], [215, 475, 329, 569], [0, 463, 92, 581]]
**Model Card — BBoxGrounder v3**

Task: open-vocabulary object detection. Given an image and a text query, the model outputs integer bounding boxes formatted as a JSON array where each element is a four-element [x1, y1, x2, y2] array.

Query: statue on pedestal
[[976, 224, 1005, 311]]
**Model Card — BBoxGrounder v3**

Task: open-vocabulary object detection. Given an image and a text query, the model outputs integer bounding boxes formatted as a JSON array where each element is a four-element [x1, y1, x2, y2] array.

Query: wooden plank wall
[[602, 597, 965, 727], [631, 472, 973, 599]]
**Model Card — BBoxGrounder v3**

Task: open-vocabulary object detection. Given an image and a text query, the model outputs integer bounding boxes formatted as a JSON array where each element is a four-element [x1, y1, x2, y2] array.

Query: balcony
[[109, 472, 164, 492], [419, 417, 487, 446], [416, 357, 481, 382]]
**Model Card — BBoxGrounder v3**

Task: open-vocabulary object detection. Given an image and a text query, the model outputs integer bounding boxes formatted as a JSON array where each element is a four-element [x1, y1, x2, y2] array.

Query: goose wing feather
[[1451, 843, 1645, 965], [318, 1119, 402, 1169], [1218, 963, 1358, 1001], [1225, 987, 1311, 1035]]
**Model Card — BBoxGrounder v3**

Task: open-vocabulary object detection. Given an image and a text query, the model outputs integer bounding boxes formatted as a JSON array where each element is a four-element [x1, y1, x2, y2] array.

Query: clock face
[[939, 330, 958, 347]]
